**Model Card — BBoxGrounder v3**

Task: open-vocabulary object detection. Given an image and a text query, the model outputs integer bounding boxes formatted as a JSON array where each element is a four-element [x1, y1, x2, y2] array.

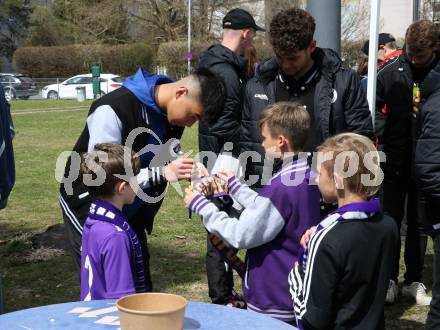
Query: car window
[[78, 77, 93, 84], [65, 77, 83, 85], [19, 77, 35, 83], [2, 76, 16, 83], [111, 77, 125, 83], [99, 78, 108, 82]]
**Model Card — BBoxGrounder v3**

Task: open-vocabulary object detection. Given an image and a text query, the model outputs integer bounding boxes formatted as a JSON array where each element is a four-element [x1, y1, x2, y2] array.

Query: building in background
[[380, 0, 414, 39]]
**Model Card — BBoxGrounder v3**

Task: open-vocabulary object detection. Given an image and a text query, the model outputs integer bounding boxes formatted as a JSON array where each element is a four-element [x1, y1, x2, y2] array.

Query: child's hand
[[184, 187, 199, 208], [300, 226, 316, 248], [164, 158, 194, 182], [192, 162, 209, 179], [217, 170, 236, 182]]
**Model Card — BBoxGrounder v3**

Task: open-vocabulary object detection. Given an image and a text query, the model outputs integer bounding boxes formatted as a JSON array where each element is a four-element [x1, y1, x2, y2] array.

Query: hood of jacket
[[198, 44, 247, 73], [255, 47, 343, 85], [122, 68, 173, 116], [421, 52, 440, 98]]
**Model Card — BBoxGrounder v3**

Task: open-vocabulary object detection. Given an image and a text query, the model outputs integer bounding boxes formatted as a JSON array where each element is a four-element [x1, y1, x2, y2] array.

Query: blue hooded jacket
[[123, 68, 173, 157], [122, 69, 174, 218], [0, 85, 15, 209]]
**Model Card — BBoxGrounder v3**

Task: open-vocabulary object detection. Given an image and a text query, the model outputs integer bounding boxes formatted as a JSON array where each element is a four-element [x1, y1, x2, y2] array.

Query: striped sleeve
[[289, 222, 340, 330], [227, 176, 258, 207], [189, 192, 285, 250], [137, 166, 166, 189]]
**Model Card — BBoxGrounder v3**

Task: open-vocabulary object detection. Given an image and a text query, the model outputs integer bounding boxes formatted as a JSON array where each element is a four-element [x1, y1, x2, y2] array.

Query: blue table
[[0, 300, 297, 329]]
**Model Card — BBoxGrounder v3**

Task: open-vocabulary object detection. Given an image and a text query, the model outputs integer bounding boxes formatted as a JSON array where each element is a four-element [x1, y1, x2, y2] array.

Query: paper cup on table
[[116, 292, 187, 330]]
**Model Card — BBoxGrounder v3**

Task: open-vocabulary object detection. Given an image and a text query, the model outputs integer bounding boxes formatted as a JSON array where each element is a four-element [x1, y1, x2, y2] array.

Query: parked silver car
[[0, 73, 38, 101]]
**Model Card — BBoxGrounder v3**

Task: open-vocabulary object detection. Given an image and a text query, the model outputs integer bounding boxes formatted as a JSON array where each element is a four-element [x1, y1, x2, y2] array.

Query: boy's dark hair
[[192, 67, 226, 124], [269, 8, 315, 55], [259, 102, 310, 151], [80, 143, 140, 199], [406, 20, 439, 51]]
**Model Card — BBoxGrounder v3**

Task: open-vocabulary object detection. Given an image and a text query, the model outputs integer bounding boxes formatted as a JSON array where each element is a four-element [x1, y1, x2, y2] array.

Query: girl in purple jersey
[[79, 143, 144, 300]]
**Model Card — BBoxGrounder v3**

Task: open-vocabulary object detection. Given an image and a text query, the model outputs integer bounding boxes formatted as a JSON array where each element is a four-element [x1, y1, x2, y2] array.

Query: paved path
[[11, 106, 88, 115]]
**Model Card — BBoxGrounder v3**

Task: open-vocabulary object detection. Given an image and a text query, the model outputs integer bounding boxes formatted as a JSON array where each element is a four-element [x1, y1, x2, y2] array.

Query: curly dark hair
[[269, 8, 316, 54], [406, 20, 439, 51]]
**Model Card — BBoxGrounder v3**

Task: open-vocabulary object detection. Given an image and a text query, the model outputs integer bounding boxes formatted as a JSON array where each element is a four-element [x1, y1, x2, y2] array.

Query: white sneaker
[[402, 282, 432, 306], [386, 280, 398, 304]]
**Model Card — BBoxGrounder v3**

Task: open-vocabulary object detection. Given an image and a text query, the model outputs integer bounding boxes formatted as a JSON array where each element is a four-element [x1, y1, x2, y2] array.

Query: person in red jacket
[[360, 33, 403, 148], [361, 33, 402, 69]]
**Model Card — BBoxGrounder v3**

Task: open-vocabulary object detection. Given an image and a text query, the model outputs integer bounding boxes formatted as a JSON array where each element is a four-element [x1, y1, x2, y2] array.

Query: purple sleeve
[[100, 232, 136, 299], [296, 185, 321, 239]]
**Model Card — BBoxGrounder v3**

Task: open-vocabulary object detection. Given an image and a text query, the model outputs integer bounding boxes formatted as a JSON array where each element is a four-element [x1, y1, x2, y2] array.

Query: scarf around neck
[[299, 198, 381, 268], [88, 201, 147, 292]]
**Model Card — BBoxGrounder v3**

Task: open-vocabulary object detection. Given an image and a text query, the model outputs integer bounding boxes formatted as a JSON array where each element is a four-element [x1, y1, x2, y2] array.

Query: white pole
[[367, 0, 380, 130], [188, 0, 191, 75]]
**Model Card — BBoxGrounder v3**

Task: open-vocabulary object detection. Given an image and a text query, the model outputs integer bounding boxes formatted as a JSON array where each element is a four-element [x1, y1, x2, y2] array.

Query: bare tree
[[127, 0, 261, 43], [52, 0, 130, 45], [421, 0, 440, 24], [0, 0, 32, 58], [264, 0, 305, 29], [341, 0, 369, 41], [125, 0, 187, 42]]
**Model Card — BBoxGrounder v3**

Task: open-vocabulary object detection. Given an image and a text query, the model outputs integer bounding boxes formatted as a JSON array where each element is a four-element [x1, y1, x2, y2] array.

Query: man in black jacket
[[376, 20, 437, 305], [198, 8, 263, 159], [411, 20, 440, 328], [197, 8, 264, 307], [240, 8, 372, 188], [60, 68, 225, 292]]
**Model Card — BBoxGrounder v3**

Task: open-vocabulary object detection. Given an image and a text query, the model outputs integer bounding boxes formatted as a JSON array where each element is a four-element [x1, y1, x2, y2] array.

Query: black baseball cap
[[362, 33, 396, 56], [222, 8, 265, 32]]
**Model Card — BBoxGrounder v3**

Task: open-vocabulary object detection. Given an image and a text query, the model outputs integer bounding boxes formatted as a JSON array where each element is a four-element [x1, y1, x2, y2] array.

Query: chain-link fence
[[1, 76, 127, 101], [0, 77, 68, 101], [33, 78, 68, 93], [1, 69, 185, 101]]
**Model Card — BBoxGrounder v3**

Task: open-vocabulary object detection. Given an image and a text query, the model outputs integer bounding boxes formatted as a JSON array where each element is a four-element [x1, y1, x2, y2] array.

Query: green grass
[[1, 100, 217, 313], [0, 100, 432, 328], [9, 99, 92, 112]]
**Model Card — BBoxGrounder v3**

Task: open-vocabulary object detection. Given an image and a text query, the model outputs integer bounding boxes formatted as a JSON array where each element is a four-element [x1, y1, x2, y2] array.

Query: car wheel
[[4, 89, 15, 102], [47, 91, 58, 100]]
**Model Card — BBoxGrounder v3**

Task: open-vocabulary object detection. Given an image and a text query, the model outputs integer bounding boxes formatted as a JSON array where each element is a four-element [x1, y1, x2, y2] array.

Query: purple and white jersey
[[189, 156, 321, 322], [80, 218, 136, 300]]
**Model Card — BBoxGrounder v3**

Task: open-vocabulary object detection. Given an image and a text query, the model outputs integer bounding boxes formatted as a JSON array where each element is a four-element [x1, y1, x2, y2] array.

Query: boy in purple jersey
[[79, 143, 142, 300], [184, 102, 321, 322]]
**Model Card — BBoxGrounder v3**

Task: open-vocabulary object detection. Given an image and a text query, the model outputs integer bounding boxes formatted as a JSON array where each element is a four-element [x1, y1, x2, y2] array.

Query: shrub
[[157, 40, 210, 79], [157, 40, 274, 79], [13, 43, 155, 77], [341, 40, 364, 69]]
